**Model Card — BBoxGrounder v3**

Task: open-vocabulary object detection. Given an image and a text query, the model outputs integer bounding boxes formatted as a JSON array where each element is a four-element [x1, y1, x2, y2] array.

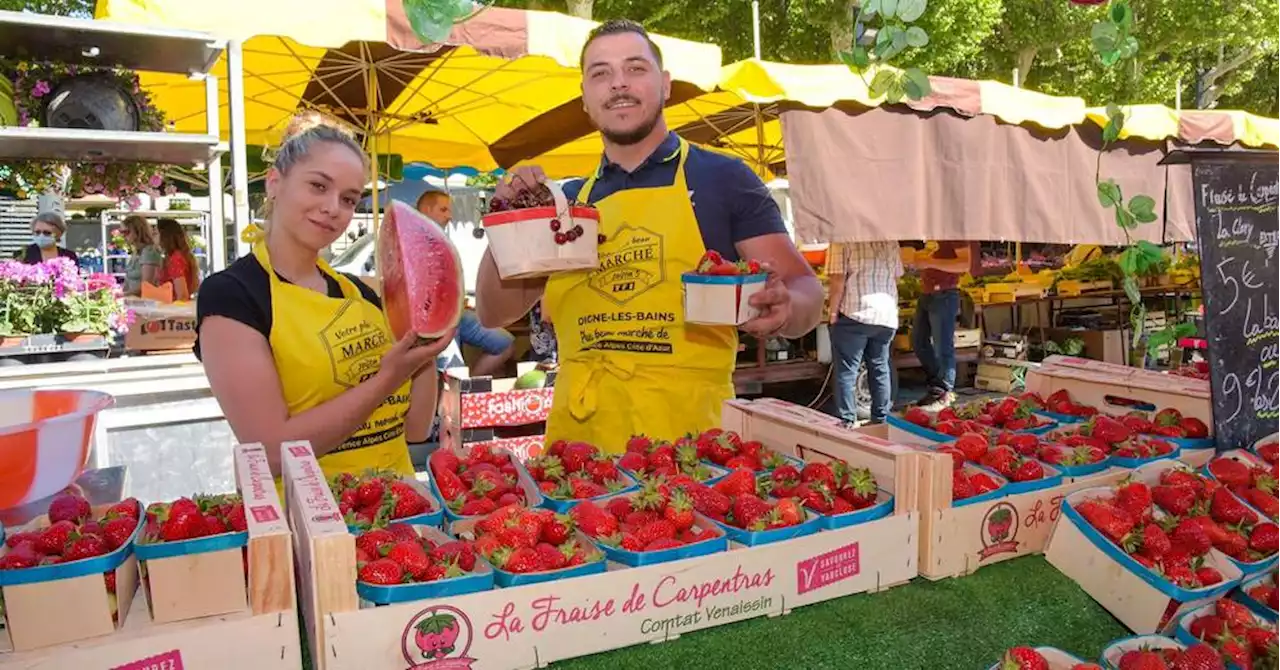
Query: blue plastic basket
[[135, 528, 248, 562], [344, 477, 444, 533], [1034, 409, 1089, 425], [812, 490, 895, 530], [430, 451, 546, 523], [0, 501, 143, 587], [356, 526, 494, 605], [589, 515, 728, 567], [480, 530, 609, 588], [709, 503, 823, 547], [986, 647, 1085, 670], [1099, 635, 1185, 669], [952, 464, 1011, 508], [537, 467, 640, 514], [1175, 600, 1271, 653], [1061, 487, 1243, 603], [1231, 571, 1278, 623]]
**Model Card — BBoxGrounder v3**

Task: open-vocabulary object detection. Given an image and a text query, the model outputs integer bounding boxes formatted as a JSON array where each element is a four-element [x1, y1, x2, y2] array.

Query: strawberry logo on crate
[[978, 502, 1020, 559], [400, 605, 476, 669]]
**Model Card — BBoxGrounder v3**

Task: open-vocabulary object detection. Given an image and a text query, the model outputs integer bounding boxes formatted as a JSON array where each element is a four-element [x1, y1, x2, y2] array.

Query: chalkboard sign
[[1183, 151, 1279, 450]]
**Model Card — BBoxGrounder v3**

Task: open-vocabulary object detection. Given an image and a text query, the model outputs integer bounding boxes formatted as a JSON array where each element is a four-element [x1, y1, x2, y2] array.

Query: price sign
[[1183, 151, 1279, 450]]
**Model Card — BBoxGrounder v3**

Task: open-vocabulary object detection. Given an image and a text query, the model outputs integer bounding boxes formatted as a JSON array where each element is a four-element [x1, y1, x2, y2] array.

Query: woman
[[119, 214, 163, 296], [155, 218, 200, 300], [22, 212, 79, 265], [195, 116, 453, 478]]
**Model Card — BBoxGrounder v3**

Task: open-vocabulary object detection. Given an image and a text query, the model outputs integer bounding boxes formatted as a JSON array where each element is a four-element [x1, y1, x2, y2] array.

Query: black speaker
[[42, 74, 141, 132]]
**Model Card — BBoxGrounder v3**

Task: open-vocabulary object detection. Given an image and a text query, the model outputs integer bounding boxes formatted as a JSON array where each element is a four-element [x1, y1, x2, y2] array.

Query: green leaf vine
[[839, 0, 933, 104], [1085, 0, 1160, 362]]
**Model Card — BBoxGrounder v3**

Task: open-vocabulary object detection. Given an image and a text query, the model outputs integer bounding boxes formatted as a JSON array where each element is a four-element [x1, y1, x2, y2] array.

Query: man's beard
[[596, 99, 664, 146]]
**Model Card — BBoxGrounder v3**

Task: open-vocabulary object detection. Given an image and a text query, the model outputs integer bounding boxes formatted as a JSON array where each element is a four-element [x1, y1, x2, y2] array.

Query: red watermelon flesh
[[378, 200, 464, 340]]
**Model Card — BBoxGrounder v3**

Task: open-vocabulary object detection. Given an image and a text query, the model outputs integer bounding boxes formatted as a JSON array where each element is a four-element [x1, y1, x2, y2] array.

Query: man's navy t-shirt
[[560, 132, 786, 261]]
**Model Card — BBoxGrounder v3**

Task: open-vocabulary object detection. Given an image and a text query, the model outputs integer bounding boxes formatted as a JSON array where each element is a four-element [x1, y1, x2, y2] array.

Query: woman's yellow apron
[[543, 139, 736, 455], [252, 243, 414, 497]]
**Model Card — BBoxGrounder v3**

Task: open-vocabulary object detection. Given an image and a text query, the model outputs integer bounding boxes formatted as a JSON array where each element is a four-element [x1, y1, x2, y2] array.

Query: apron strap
[[563, 353, 636, 421]]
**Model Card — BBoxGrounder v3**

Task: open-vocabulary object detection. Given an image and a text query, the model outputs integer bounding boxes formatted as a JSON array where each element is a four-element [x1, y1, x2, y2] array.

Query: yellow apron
[[543, 139, 736, 454], [252, 243, 414, 496]]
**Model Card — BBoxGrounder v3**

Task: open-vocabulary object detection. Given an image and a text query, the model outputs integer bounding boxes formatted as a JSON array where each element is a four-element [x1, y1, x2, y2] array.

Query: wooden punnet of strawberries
[[355, 523, 484, 588], [616, 434, 724, 482], [935, 431, 1053, 484], [1208, 454, 1278, 521], [683, 428, 794, 472], [570, 478, 724, 553], [1073, 468, 1278, 589], [0, 491, 142, 620], [1026, 389, 1211, 441], [428, 445, 530, 517], [1043, 415, 1178, 462], [525, 440, 634, 500], [1181, 597, 1277, 668], [329, 470, 436, 530], [761, 459, 882, 517], [140, 494, 249, 543]]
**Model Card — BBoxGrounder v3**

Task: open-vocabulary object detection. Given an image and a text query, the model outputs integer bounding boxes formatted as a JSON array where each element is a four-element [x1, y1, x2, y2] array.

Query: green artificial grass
[[552, 556, 1127, 670]]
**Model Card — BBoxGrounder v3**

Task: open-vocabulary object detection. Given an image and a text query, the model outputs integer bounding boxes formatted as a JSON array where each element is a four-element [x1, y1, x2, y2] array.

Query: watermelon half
[[378, 200, 465, 341]]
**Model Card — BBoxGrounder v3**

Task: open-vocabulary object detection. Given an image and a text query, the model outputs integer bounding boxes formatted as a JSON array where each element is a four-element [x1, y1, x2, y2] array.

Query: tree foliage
[[0, 0, 92, 16]]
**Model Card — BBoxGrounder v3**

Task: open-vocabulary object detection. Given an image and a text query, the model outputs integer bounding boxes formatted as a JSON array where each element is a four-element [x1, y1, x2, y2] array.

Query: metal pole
[[1013, 68, 1020, 88], [227, 40, 251, 260], [1175, 80, 1182, 111], [204, 73, 226, 273], [752, 1, 762, 60]]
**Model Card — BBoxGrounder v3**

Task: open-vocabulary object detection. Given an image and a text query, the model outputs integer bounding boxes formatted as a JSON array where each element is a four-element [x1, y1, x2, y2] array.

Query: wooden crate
[[438, 362, 554, 461], [287, 406, 919, 670], [1055, 280, 1114, 297], [1026, 356, 1212, 428], [727, 398, 1134, 580], [0, 444, 300, 669], [983, 282, 1047, 303]]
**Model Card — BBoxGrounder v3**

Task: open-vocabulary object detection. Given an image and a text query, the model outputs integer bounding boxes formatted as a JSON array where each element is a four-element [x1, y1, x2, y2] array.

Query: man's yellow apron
[[543, 139, 737, 455], [251, 243, 414, 498]]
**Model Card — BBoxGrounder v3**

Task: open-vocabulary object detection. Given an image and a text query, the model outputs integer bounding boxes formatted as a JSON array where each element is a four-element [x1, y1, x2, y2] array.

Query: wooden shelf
[[0, 9, 224, 75], [0, 126, 219, 165]]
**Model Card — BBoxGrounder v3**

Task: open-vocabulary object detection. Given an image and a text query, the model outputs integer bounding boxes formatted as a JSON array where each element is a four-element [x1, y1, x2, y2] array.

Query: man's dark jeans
[[831, 316, 896, 424], [912, 289, 960, 394]]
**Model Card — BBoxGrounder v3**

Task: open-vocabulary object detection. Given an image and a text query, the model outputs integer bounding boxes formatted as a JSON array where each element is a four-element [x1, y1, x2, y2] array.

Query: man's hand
[[495, 166, 548, 200], [742, 265, 791, 337], [828, 308, 839, 325]]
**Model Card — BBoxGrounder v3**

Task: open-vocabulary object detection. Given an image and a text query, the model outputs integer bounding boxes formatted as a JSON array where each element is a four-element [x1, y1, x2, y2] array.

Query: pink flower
[[148, 174, 163, 188], [31, 80, 50, 98]]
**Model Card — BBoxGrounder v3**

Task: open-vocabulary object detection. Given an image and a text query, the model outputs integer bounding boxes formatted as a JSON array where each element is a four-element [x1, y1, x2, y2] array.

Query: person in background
[[907, 241, 977, 411], [119, 214, 163, 296], [825, 241, 902, 425], [155, 218, 200, 300], [195, 114, 454, 478], [22, 212, 78, 265], [416, 189, 516, 379]]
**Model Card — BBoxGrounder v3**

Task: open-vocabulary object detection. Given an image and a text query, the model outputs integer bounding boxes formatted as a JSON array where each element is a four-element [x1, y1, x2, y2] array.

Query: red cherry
[[549, 219, 561, 231], [566, 228, 579, 241], [554, 232, 567, 245], [597, 233, 606, 244], [572, 225, 584, 235]]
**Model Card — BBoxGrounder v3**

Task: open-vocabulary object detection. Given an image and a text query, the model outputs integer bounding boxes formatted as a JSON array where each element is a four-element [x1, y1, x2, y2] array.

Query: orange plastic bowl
[[799, 244, 828, 267], [0, 389, 114, 510]]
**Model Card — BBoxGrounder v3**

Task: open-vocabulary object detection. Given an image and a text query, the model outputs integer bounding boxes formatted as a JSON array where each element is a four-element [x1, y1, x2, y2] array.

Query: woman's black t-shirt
[[194, 254, 381, 360]]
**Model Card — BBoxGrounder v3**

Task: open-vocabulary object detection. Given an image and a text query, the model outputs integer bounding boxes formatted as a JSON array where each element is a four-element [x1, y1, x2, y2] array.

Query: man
[[907, 241, 977, 411], [474, 19, 823, 452], [825, 241, 902, 425], [417, 189, 516, 378]]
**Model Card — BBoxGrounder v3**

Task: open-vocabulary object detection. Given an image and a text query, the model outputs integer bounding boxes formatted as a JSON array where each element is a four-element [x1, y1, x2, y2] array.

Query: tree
[[0, 0, 93, 15]]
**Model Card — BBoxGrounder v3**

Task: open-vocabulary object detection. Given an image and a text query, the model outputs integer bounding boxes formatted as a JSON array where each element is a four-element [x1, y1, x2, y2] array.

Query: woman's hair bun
[[282, 110, 356, 143]]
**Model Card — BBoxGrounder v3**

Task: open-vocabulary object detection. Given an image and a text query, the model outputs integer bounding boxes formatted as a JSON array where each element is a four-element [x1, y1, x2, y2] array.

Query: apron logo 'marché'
[[319, 299, 388, 388], [588, 225, 665, 305]]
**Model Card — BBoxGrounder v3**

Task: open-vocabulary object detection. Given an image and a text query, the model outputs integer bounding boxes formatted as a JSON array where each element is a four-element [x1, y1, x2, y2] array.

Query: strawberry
[[1152, 484, 1198, 516], [37, 520, 78, 556], [1172, 518, 1213, 556], [1217, 635, 1251, 669], [387, 541, 431, 580], [47, 492, 92, 525], [534, 543, 569, 570], [355, 528, 396, 557], [1194, 566, 1224, 586], [937, 446, 966, 470], [5, 531, 40, 549], [64, 534, 108, 561], [1174, 643, 1224, 670], [540, 514, 575, 545], [799, 462, 836, 488], [714, 469, 757, 497], [105, 499, 140, 520], [1134, 523, 1172, 560], [434, 470, 467, 503], [431, 540, 477, 571], [1012, 459, 1045, 482], [1076, 498, 1136, 544], [730, 494, 771, 529], [951, 471, 975, 500], [102, 517, 137, 551], [1245, 627, 1276, 655], [618, 451, 647, 472], [1216, 598, 1256, 630], [955, 433, 990, 462], [1116, 479, 1154, 521], [569, 477, 608, 499], [1153, 407, 1183, 427], [663, 490, 696, 532], [794, 482, 833, 513], [354, 479, 386, 508], [1085, 415, 1130, 445], [644, 538, 684, 551], [159, 499, 203, 541], [773, 498, 804, 526], [1209, 459, 1252, 490], [569, 501, 619, 538], [388, 482, 429, 519], [358, 558, 403, 585], [968, 471, 1001, 494], [902, 407, 932, 427], [1116, 649, 1169, 670], [1210, 488, 1258, 525], [458, 498, 497, 516], [1179, 417, 1209, 439], [1248, 522, 1278, 554], [1002, 647, 1049, 670], [1242, 488, 1278, 519], [1188, 613, 1227, 643]]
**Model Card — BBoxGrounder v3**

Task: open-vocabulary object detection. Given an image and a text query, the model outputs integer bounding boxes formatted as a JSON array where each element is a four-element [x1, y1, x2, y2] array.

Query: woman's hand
[[379, 330, 456, 387]]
